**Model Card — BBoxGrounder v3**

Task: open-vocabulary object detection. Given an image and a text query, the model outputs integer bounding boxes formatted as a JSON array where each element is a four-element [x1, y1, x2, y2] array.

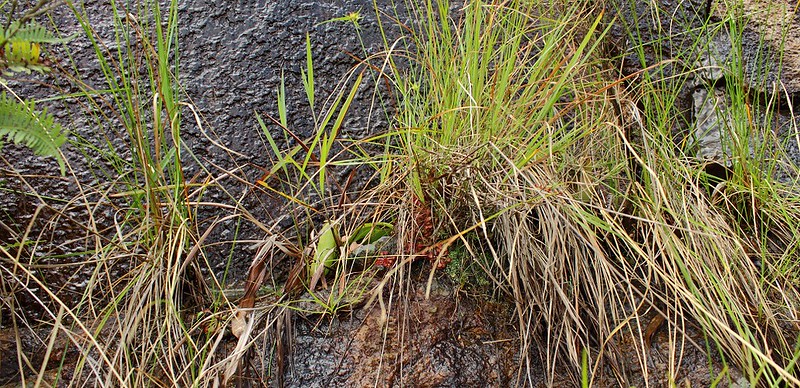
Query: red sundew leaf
[[374, 256, 397, 268]]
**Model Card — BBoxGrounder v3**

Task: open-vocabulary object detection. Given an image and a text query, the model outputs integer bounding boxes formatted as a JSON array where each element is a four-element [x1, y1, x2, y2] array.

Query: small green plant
[[444, 242, 491, 292], [0, 17, 70, 173], [0, 91, 66, 172], [1, 21, 66, 73]]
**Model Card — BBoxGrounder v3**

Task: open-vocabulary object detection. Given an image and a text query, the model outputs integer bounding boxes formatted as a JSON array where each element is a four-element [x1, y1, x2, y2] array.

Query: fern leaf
[[1, 22, 74, 71], [1, 21, 72, 44], [0, 92, 67, 174], [4, 40, 41, 64]]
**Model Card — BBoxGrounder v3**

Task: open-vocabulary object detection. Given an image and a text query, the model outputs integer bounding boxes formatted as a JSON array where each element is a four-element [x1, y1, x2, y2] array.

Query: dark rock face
[[607, 0, 711, 137], [609, 0, 710, 75], [179, 0, 391, 152], [610, 0, 800, 93], [170, 0, 401, 281]]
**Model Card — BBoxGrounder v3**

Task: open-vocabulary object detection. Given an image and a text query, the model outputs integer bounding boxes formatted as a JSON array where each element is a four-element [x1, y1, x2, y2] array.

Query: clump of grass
[[370, 0, 800, 385], [373, 0, 626, 384], [0, 0, 241, 385], [32, 0, 229, 384]]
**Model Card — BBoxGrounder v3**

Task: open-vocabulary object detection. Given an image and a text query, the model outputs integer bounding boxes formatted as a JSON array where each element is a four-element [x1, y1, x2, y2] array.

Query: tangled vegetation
[[2, 0, 800, 386]]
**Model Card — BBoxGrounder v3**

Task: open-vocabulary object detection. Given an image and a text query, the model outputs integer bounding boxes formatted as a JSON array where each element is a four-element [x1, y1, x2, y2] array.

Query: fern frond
[[0, 92, 67, 174], [1, 22, 73, 70], [1, 21, 71, 44]]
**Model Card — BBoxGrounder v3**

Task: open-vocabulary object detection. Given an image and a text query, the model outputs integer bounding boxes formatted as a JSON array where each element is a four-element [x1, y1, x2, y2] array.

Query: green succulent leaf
[[347, 222, 394, 246], [308, 221, 341, 289]]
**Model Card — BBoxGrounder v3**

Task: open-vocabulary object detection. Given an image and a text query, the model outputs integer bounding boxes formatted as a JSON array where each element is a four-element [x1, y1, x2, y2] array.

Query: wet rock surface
[[164, 0, 401, 282], [284, 279, 524, 387], [262, 277, 738, 387], [0, 321, 81, 385], [609, 0, 800, 94], [599, 310, 748, 387], [710, 0, 800, 94]]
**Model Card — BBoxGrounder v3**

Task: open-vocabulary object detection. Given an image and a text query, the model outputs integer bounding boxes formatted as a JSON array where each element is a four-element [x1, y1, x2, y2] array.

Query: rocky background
[[610, 0, 800, 178]]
